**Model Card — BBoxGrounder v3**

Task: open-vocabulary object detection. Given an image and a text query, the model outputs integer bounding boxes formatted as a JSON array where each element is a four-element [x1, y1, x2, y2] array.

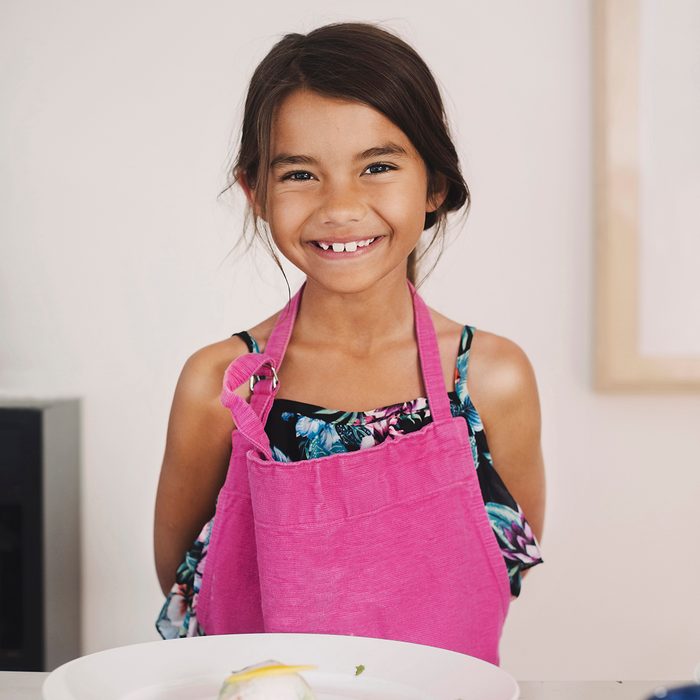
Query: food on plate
[[217, 659, 317, 699]]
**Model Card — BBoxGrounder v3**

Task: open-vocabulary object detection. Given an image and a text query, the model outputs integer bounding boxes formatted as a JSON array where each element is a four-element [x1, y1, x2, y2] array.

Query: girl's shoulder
[[181, 310, 282, 406], [466, 327, 539, 411], [425, 307, 538, 411], [429, 305, 537, 406]]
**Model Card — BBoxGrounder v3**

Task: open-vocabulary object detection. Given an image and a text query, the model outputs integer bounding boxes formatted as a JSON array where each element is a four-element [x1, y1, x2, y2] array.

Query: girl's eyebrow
[[269, 142, 409, 170]]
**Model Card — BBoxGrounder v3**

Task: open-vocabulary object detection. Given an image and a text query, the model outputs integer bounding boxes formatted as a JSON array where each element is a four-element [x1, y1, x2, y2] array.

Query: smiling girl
[[154, 21, 545, 665]]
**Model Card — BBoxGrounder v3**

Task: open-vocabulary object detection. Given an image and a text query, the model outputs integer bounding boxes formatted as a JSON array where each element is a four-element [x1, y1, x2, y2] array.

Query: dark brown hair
[[220, 21, 470, 287]]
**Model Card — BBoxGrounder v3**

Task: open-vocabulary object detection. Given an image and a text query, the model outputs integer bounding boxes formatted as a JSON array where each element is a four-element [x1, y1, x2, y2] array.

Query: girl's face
[[250, 89, 445, 294]]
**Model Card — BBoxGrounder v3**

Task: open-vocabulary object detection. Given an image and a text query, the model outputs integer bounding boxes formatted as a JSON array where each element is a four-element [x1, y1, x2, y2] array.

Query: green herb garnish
[[355, 664, 365, 676]]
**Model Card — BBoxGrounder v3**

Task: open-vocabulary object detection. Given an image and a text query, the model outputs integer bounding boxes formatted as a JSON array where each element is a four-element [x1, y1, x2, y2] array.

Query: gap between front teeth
[[317, 237, 376, 252]]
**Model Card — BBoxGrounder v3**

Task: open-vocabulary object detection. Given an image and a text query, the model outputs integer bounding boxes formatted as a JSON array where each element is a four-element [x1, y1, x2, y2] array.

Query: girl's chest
[[272, 331, 461, 412]]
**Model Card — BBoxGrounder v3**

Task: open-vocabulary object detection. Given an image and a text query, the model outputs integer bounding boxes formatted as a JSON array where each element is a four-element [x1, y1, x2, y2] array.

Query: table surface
[[0, 671, 683, 700]]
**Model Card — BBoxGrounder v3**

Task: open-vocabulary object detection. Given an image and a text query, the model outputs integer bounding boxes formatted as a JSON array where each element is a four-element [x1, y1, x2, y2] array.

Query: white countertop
[[0, 671, 679, 699]]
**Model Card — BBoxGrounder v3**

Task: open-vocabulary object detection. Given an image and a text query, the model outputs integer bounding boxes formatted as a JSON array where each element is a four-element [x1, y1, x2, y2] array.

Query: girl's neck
[[294, 269, 416, 357]]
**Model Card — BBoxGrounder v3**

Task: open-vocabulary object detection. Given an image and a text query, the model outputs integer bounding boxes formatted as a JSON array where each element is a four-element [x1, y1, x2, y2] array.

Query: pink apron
[[197, 280, 510, 665]]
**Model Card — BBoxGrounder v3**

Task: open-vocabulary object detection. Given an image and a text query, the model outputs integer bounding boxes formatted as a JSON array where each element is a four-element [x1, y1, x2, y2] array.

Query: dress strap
[[231, 330, 260, 354], [453, 325, 475, 405]]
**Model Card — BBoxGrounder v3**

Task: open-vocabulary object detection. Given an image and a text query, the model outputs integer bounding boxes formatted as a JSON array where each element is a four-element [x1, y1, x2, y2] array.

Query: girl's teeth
[[316, 237, 377, 252]]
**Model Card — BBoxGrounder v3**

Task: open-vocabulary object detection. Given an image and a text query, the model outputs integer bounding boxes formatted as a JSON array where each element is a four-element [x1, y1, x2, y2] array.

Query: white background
[[2, 0, 700, 682]]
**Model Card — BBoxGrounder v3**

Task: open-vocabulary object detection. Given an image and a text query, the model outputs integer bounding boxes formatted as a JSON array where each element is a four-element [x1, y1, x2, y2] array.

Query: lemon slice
[[224, 663, 316, 685]]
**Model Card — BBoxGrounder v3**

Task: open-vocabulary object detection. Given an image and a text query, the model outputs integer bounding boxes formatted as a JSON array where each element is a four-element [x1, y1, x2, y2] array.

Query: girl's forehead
[[270, 90, 417, 159]]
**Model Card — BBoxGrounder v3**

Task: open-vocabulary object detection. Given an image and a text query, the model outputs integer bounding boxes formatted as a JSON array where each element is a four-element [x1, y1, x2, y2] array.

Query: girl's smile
[[307, 234, 385, 258]]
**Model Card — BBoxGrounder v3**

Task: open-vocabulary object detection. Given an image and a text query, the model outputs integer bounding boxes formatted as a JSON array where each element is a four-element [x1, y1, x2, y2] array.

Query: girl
[[154, 21, 545, 665]]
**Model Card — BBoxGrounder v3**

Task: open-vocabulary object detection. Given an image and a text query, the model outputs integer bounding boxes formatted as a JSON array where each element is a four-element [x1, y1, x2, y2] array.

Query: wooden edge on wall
[[593, 0, 700, 392]]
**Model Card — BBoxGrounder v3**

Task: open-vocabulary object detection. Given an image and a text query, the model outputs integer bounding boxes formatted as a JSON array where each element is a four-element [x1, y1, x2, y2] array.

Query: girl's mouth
[[308, 236, 384, 258]]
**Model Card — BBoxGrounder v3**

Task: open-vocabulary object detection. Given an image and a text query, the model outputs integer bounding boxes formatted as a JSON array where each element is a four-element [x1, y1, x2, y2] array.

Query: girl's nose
[[318, 180, 367, 225]]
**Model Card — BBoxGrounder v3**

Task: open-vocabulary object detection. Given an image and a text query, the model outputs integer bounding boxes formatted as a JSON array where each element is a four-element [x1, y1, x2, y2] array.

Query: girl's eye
[[365, 162, 396, 175], [280, 171, 313, 182], [279, 162, 396, 182]]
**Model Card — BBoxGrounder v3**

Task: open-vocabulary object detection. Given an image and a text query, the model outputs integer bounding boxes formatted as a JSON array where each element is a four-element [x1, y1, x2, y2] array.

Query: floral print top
[[156, 325, 543, 639]]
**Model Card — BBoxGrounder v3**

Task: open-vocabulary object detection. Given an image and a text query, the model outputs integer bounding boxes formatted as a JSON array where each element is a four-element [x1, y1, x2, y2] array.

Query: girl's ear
[[426, 172, 448, 213], [237, 169, 265, 220]]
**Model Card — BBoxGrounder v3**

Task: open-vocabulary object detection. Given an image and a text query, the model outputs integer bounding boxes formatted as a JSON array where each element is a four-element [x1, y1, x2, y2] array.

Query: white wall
[[2, 0, 699, 682]]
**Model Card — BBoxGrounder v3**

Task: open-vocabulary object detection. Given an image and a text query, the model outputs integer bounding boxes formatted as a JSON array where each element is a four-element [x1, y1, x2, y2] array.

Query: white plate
[[43, 633, 519, 700]]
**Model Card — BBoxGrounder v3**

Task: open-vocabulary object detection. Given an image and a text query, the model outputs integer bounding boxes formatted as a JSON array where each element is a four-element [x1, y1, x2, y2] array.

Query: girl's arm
[[153, 338, 249, 595], [467, 331, 546, 546]]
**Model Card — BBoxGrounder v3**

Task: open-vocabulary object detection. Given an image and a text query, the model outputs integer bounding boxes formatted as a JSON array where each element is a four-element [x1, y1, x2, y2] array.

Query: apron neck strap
[[250, 279, 453, 424], [408, 281, 452, 423]]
